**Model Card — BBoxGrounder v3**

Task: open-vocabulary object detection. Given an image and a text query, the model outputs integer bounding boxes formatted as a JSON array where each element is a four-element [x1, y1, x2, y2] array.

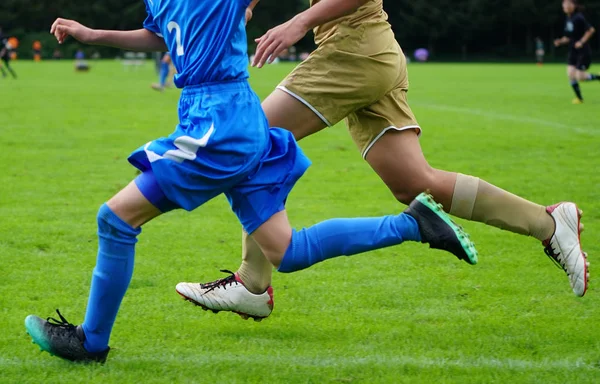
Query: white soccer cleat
[[176, 270, 273, 321], [543, 203, 589, 297]]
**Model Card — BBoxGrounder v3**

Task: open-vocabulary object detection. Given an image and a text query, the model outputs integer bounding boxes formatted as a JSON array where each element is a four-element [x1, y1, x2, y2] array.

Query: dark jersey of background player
[[1, 34, 12, 61], [0, 28, 7, 59], [565, 12, 593, 63]]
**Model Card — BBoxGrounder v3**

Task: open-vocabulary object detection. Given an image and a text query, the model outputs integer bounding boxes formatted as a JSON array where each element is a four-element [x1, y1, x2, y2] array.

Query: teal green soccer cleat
[[25, 309, 109, 363], [404, 192, 479, 265]]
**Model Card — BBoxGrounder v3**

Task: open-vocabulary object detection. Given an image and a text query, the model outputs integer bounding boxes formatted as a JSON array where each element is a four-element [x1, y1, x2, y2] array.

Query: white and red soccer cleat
[[543, 203, 589, 297], [176, 270, 273, 321]]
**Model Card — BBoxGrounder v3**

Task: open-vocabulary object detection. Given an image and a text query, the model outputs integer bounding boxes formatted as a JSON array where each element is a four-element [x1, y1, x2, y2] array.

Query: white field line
[[412, 102, 598, 136], [0, 355, 597, 371]]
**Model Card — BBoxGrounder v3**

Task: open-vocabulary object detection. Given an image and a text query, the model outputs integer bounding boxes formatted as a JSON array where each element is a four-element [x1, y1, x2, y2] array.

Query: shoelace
[[46, 309, 77, 337], [47, 309, 76, 328], [544, 244, 566, 272], [200, 269, 238, 293]]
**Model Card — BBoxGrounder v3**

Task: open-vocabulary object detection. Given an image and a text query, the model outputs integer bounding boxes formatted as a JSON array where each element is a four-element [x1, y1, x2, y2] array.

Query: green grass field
[[1, 60, 599, 383]]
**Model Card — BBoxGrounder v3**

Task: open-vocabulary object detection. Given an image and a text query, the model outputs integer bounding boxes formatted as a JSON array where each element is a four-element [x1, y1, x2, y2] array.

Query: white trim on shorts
[[276, 85, 332, 127], [362, 125, 421, 159]]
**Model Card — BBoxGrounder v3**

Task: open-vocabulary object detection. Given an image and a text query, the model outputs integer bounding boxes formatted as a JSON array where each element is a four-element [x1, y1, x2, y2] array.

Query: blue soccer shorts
[[128, 80, 311, 233]]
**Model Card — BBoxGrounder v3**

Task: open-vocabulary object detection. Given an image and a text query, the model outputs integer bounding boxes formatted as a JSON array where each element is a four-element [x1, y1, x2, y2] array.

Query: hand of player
[[554, 39, 562, 47], [50, 18, 96, 45], [252, 17, 309, 68], [574, 40, 584, 49], [245, 8, 253, 25]]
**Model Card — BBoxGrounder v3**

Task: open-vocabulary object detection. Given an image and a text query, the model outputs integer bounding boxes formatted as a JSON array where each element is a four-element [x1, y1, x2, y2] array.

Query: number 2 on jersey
[[167, 21, 184, 56]]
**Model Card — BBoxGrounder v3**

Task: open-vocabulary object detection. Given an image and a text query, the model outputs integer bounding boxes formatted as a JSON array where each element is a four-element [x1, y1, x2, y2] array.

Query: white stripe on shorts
[[276, 85, 332, 127], [362, 125, 421, 159]]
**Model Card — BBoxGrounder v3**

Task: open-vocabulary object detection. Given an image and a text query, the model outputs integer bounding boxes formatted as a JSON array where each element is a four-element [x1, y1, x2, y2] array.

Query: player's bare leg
[[175, 91, 327, 318], [571, 66, 600, 83], [177, 191, 479, 319], [237, 89, 328, 293], [1, 58, 16, 79], [365, 129, 588, 296], [187, 90, 588, 324], [566, 65, 599, 104], [106, 180, 163, 227], [175, 211, 294, 322], [262, 88, 329, 141]]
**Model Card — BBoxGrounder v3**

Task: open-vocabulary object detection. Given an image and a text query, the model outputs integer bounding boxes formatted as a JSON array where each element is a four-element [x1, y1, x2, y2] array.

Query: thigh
[[261, 89, 327, 141], [364, 129, 431, 190], [567, 65, 577, 78], [107, 180, 163, 228]]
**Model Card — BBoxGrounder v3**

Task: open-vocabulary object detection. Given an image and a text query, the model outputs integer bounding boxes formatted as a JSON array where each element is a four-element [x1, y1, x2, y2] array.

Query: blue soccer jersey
[[129, 0, 311, 233], [143, 0, 250, 87]]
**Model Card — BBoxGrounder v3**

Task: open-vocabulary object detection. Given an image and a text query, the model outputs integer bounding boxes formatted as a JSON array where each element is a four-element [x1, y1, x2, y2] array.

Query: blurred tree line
[[0, 0, 599, 60]]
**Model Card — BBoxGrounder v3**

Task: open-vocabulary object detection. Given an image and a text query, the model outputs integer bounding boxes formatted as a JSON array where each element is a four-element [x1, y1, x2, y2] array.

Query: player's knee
[[96, 203, 141, 241], [97, 203, 122, 236]]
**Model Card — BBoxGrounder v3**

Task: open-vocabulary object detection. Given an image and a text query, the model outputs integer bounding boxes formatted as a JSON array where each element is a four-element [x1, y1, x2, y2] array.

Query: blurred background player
[[74, 48, 89, 71], [153, 51, 162, 73], [554, 0, 599, 104], [32, 40, 42, 62], [0, 26, 17, 79], [535, 37, 545, 66], [151, 52, 173, 91], [178, 0, 590, 320]]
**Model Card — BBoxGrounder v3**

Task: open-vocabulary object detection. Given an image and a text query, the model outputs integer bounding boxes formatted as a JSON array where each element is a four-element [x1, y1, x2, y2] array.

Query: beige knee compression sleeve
[[236, 231, 273, 294], [450, 174, 554, 242]]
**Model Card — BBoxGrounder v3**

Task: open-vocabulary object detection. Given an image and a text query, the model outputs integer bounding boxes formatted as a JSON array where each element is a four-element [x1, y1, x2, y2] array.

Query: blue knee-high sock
[[82, 203, 141, 353], [277, 213, 421, 273]]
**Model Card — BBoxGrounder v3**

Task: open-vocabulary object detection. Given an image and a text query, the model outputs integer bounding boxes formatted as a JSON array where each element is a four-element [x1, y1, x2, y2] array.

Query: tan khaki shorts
[[278, 22, 420, 158]]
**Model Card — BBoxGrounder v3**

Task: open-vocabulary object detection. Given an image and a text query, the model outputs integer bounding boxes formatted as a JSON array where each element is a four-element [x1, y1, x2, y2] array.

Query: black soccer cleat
[[25, 309, 109, 363], [404, 192, 478, 265]]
